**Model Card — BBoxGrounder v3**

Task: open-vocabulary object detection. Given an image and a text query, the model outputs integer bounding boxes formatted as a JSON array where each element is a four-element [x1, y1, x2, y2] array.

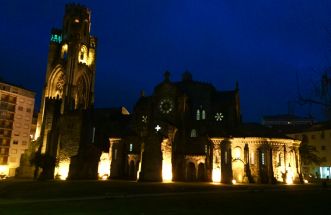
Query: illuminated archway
[[46, 65, 65, 98]]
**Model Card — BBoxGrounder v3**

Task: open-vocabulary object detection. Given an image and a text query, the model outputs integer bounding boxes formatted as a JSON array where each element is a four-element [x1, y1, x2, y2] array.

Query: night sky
[[1, 0, 331, 122]]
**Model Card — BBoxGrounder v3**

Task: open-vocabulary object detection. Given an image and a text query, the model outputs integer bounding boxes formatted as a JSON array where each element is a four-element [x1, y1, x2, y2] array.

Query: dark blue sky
[[1, 0, 331, 122]]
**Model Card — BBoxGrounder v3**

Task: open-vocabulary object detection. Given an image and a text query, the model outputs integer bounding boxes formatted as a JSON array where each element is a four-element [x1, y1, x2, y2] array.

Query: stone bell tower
[[34, 4, 97, 179], [36, 3, 97, 141]]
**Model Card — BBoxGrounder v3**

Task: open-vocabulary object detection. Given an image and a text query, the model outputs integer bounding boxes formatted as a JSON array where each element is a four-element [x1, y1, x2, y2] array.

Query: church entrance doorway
[[187, 162, 196, 181]]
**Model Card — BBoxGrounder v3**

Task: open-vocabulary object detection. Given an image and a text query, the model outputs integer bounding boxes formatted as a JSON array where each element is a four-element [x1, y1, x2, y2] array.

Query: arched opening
[[196, 110, 200, 120], [190, 129, 197, 137], [186, 162, 196, 181], [46, 67, 65, 99], [233, 146, 241, 160], [197, 163, 205, 181], [78, 45, 88, 64], [129, 160, 136, 180]]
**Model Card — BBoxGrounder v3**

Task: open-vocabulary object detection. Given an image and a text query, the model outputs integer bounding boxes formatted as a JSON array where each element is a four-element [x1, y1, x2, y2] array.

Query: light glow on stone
[[55, 161, 70, 180], [161, 139, 172, 182], [286, 169, 294, 185], [0, 165, 9, 176], [232, 179, 237, 184], [212, 168, 221, 183], [98, 152, 111, 179]]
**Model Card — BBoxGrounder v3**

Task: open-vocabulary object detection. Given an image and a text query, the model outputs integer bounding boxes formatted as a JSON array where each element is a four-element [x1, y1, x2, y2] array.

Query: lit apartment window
[[11, 149, 17, 154], [224, 151, 228, 164], [18, 106, 23, 111], [205, 145, 208, 154], [13, 140, 18, 145], [129, 144, 133, 152]]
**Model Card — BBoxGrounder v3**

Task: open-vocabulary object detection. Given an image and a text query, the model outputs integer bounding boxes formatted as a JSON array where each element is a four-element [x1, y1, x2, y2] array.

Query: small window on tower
[[190, 129, 197, 138], [78, 45, 88, 64], [196, 110, 200, 120], [61, 44, 68, 60], [202, 110, 206, 120]]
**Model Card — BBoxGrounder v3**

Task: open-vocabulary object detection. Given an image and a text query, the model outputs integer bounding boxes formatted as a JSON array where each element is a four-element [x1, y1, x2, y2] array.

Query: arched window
[[78, 45, 88, 64], [61, 44, 68, 60], [233, 146, 241, 160], [196, 110, 200, 120], [190, 129, 197, 137], [278, 152, 282, 166], [202, 110, 206, 120]]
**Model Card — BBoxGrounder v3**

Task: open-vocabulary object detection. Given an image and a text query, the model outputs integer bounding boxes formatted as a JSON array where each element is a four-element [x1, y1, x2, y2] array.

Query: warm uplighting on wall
[[162, 162, 172, 182], [87, 49, 95, 66], [286, 169, 294, 185], [0, 165, 9, 177], [212, 168, 221, 183], [98, 152, 110, 179], [161, 139, 172, 182], [55, 161, 70, 180]]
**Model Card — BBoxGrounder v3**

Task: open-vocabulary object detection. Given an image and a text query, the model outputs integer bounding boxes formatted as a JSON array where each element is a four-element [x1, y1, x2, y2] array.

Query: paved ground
[[0, 180, 330, 215]]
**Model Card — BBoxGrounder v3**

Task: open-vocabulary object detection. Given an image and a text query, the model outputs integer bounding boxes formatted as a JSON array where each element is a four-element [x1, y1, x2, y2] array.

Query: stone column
[[221, 139, 233, 184]]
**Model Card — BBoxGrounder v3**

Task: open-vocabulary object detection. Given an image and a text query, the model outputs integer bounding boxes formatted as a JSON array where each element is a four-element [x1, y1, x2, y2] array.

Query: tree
[[299, 139, 326, 181]]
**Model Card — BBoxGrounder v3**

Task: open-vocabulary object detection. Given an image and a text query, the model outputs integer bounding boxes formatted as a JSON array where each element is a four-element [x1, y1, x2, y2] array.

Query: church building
[[109, 72, 302, 184]]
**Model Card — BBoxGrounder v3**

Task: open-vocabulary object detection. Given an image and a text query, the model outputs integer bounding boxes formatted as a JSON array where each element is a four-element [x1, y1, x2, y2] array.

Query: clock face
[[159, 98, 174, 114]]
